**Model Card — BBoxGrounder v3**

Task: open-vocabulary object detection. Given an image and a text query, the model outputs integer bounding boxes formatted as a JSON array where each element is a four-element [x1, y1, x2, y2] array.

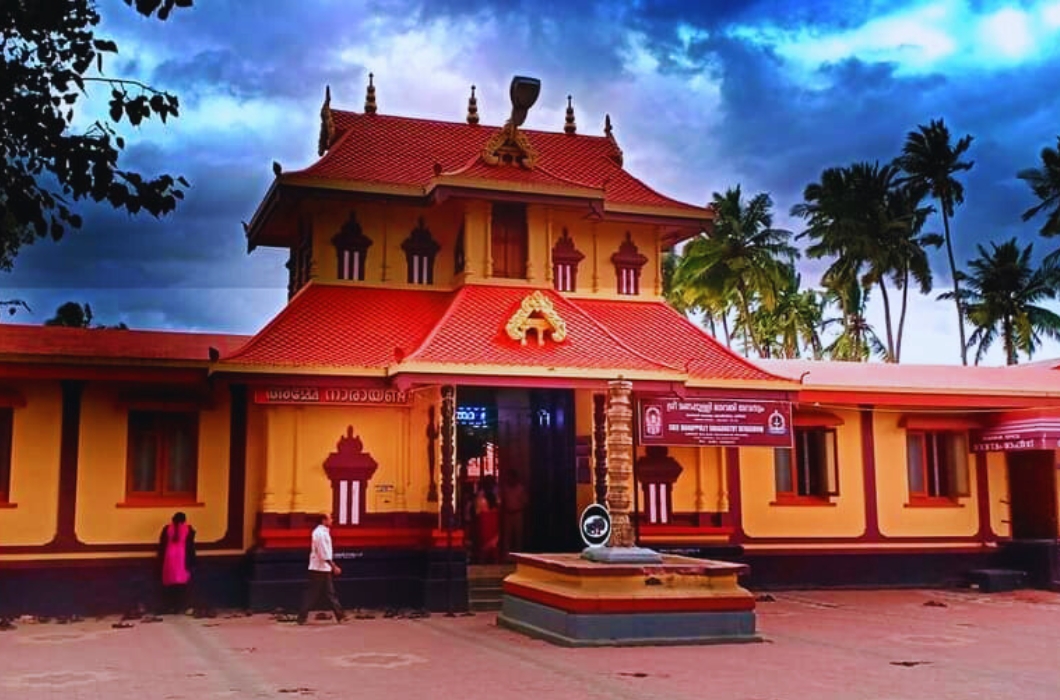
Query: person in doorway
[[157, 512, 196, 614], [501, 470, 528, 558], [475, 475, 500, 563], [296, 513, 346, 624]]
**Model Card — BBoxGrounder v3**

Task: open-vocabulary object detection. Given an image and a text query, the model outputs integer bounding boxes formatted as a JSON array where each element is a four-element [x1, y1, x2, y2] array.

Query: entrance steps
[[966, 568, 1027, 593], [467, 564, 514, 612]]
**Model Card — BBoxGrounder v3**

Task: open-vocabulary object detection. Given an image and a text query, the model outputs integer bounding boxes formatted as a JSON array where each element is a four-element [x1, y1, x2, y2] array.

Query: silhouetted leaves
[[0, 0, 193, 270]]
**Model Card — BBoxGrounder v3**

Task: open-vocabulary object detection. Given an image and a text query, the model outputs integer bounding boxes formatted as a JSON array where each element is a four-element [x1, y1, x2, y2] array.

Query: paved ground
[[2, 588, 1059, 699]]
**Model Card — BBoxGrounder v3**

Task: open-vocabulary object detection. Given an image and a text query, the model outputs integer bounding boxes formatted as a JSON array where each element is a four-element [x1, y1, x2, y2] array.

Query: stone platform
[[496, 552, 759, 647]]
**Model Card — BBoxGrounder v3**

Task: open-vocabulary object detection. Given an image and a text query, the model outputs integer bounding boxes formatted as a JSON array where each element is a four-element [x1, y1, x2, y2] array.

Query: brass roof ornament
[[604, 113, 613, 138], [318, 85, 335, 156], [505, 290, 568, 346], [564, 95, 577, 135], [466, 85, 480, 125], [482, 75, 542, 168], [364, 72, 377, 115]]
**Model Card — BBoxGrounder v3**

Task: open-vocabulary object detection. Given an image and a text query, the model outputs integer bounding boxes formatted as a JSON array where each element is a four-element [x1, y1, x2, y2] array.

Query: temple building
[[2, 75, 1059, 616]]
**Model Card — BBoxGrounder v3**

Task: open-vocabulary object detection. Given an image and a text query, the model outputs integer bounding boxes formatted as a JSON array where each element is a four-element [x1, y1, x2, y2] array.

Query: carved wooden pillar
[[592, 393, 608, 505], [606, 380, 635, 547], [440, 385, 456, 527], [426, 404, 439, 502]]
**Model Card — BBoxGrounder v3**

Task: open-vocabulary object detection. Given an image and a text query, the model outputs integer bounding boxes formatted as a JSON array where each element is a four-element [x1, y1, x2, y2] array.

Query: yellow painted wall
[[306, 199, 464, 288], [741, 408, 866, 538], [75, 384, 231, 545], [260, 387, 441, 517], [0, 381, 63, 546], [300, 197, 663, 300], [574, 389, 596, 516], [666, 446, 725, 514], [986, 451, 1011, 538], [244, 399, 267, 548], [874, 413, 978, 537]]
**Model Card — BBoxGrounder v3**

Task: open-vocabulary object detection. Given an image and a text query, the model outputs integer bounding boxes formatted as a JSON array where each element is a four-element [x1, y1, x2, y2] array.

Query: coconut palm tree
[[941, 238, 1060, 365], [674, 186, 797, 357], [792, 162, 935, 362], [1017, 136, 1060, 240], [745, 270, 826, 359], [822, 278, 883, 362], [664, 248, 735, 345], [896, 118, 975, 364]]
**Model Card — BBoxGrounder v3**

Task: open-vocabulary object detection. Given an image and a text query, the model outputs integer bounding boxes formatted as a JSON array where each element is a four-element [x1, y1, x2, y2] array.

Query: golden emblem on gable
[[482, 122, 539, 169], [505, 291, 568, 346]]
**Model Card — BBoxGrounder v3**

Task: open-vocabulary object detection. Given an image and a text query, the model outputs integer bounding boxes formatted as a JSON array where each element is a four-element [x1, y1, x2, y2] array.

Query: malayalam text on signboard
[[253, 386, 409, 406], [638, 396, 793, 448]]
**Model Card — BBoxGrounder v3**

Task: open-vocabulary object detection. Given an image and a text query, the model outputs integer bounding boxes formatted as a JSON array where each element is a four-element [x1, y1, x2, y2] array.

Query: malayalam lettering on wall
[[638, 396, 793, 448], [253, 386, 409, 406]]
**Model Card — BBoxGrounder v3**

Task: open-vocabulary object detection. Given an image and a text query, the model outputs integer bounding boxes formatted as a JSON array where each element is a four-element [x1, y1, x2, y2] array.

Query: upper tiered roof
[[246, 77, 712, 249]]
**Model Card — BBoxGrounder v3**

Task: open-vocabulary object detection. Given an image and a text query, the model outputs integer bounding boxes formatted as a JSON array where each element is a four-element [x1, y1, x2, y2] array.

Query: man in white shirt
[[296, 513, 346, 624]]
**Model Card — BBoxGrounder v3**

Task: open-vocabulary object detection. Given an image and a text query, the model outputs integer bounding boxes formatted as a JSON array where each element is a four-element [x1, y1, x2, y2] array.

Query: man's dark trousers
[[297, 571, 345, 623]]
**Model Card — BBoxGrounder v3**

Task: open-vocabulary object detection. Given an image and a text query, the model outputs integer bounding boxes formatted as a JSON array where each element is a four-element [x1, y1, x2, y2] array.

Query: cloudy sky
[[5, 0, 1060, 365]]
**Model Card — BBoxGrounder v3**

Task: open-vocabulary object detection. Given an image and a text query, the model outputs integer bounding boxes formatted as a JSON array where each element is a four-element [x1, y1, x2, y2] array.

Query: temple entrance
[[1007, 450, 1058, 540], [457, 387, 577, 564], [1002, 451, 1060, 588]]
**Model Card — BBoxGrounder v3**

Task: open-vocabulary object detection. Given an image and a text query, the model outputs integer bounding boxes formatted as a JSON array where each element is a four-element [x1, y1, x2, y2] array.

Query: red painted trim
[[502, 581, 754, 614], [799, 389, 1060, 408], [859, 407, 881, 540], [257, 526, 456, 550], [510, 553, 748, 577], [54, 380, 83, 548], [725, 447, 745, 542], [0, 501, 17, 509], [899, 415, 982, 431], [905, 497, 964, 508], [741, 533, 989, 545], [637, 524, 734, 538], [0, 365, 207, 383], [974, 451, 993, 541], [0, 386, 27, 408], [116, 498, 203, 508], [770, 496, 836, 507], [742, 544, 995, 555], [793, 409, 844, 427]]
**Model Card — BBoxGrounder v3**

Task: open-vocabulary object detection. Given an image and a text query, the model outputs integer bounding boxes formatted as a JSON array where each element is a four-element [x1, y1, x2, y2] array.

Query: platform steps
[[467, 564, 515, 612], [965, 568, 1028, 593]]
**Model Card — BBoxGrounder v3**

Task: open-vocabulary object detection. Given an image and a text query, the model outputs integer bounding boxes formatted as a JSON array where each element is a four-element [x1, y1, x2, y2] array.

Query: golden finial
[[564, 95, 576, 135], [364, 72, 377, 115], [604, 113, 612, 138], [467, 84, 479, 125], [318, 84, 334, 156]]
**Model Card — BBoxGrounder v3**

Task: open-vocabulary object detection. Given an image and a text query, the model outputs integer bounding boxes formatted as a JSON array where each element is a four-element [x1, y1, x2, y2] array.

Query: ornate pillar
[[592, 393, 608, 505], [440, 385, 456, 527], [426, 404, 439, 502], [606, 380, 634, 547]]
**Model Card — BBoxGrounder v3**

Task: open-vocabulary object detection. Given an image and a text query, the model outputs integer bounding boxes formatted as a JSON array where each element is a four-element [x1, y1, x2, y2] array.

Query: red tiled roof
[[222, 285, 453, 369], [757, 359, 1060, 396], [0, 324, 248, 363], [403, 286, 677, 374], [573, 298, 787, 383], [218, 282, 787, 384], [293, 111, 707, 214]]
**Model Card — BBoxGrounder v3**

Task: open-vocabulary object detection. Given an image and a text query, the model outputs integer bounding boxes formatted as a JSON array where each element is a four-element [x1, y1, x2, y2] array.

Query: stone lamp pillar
[[582, 379, 662, 563]]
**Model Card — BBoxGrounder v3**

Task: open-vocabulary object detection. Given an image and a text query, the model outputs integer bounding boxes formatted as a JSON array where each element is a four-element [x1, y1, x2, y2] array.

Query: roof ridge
[[329, 109, 616, 143], [560, 294, 684, 374], [598, 159, 707, 212], [221, 282, 322, 361], [642, 299, 794, 382], [399, 285, 468, 364]]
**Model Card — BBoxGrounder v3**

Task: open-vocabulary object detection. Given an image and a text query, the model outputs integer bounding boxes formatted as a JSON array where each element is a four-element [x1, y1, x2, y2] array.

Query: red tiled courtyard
[[2, 589, 1058, 699]]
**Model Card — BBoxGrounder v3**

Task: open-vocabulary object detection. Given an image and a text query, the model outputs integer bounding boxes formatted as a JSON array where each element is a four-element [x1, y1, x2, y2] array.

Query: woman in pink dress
[[157, 512, 196, 614]]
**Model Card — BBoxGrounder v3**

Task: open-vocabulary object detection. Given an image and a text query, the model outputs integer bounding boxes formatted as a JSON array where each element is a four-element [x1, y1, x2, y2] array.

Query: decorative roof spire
[[604, 113, 612, 138], [318, 84, 334, 156], [466, 85, 479, 125], [564, 95, 577, 135], [364, 72, 377, 115], [604, 113, 623, 166]]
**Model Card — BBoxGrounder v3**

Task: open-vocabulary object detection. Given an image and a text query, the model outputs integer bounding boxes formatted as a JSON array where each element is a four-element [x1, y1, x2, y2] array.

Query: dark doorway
[[1007, 450, 1058, 540], [458, 387, 577, 562], [490, 203, 528, 279]]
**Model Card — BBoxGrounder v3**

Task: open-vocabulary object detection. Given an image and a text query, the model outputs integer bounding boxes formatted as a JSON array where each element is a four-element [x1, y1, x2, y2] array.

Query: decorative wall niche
[[332, 212, 373, 282], [402, 218, 441, 285], [635, 446, 683, 524], [551, 228, 585, 293], [323, 426, 379, 526], [611, 231, 648, 296]]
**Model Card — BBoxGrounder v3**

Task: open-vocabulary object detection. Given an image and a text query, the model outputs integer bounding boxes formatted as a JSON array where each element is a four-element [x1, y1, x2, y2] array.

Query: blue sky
[[4, 0, 1060, 365]]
